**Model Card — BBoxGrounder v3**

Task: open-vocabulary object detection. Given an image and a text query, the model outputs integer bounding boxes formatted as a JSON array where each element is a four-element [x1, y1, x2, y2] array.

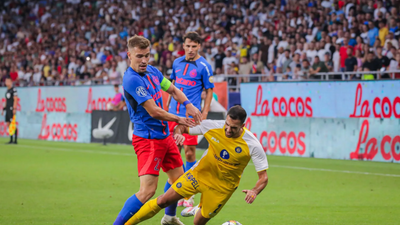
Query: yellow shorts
[[172, 170, 234, 219]]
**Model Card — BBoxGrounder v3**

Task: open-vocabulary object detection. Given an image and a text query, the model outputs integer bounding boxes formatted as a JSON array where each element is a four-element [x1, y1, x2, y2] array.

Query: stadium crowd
[[1, 0, 400, 87]]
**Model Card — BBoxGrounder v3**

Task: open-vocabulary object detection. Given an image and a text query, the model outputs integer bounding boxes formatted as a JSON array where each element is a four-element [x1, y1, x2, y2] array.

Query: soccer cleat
[[161, 215, 185, 225], [177, 199, 184, 207], [180, 205, 199, 217], [183, 195, 194, 207]]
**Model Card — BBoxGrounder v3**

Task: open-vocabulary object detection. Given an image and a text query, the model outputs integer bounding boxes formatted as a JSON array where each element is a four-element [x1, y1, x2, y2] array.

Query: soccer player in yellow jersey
[[125, 105, 269, 225]]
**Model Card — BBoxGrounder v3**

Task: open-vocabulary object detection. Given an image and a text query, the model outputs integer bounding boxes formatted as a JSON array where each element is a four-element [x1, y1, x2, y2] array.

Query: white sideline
[[272, 165, 400, 177], [18, 144, 134, 156], [15, 145, 400, 178]]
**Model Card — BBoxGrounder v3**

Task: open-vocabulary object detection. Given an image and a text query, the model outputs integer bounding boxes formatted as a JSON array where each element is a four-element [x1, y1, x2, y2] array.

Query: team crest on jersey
[[235, 147, 242, 153], [6, 93, 10, 99], [189, 69, 197, 78], [209, 76, 214, 83], [136, 86, 147, 97], [220, 149, 230, 159], [176, 182, 182, 188], [152, 76, 160, 85]]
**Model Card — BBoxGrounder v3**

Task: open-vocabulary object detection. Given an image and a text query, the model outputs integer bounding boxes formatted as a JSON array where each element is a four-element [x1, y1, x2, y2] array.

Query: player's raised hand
[[174, 133, 185, 145], [242, 189, 258, 204], [177, 117, 196, 127], [185, 104, 202, 125]]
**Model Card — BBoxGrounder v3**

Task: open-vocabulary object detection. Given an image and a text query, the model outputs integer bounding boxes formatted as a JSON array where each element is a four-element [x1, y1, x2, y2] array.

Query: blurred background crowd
[[1, 0, 400, 88]]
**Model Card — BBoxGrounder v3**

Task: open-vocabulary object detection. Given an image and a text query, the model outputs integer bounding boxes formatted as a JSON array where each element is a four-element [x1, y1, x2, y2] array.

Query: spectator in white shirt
[[67, 57, 78, 74], [222, 49, 238, 74], [374, 0, 387, 20], [306, 42, 318, 64], [384, 31, 399, 50], [116, 55, 128, 77], [277, 49, 290, 73]]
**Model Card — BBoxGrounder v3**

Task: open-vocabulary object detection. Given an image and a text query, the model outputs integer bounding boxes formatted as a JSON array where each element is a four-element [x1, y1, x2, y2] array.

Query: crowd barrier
[[241, 80, 400, 163]]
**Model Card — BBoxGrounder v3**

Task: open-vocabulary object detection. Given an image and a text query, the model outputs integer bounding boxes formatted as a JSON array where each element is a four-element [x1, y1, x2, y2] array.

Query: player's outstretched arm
[[242, 170, 268, 204], [164, 81, 202, 124], [142, 98, 196, 127]]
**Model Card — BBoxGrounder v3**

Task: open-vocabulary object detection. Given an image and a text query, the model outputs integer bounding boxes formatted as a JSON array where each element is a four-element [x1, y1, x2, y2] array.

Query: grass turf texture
[[0, 138, 399, 225]]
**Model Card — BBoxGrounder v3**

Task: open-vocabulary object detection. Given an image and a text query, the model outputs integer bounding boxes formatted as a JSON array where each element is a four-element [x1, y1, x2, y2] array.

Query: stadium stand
[[0, 0, 400, 87]]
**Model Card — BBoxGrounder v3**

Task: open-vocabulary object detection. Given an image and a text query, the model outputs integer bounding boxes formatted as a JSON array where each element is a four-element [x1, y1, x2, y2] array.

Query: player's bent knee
[[156, 194, 171, 208], [137, 189, 156, 202], [193, 216, 209, 225]]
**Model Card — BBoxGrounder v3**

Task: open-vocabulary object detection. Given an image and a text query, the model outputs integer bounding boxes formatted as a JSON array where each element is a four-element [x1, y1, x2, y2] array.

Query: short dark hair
[[127, 35, 150, 50], [114, 84, 119, 88], [183, 32, 202, 44], [5, 75, 11, 80], [227, 105, 247, 124]]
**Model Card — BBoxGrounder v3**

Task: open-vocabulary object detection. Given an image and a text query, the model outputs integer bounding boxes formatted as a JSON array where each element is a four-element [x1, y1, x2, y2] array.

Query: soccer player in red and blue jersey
[[167, 32, 214, 207], [113, 35, 202, 225]]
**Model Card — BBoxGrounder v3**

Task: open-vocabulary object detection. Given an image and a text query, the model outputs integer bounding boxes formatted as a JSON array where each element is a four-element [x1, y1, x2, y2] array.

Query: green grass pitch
[[1, 138, 399, 225]]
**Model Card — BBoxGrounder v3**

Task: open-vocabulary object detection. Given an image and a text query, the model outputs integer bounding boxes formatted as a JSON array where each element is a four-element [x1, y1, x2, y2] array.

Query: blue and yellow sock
[[164, 181, 177, 216], [186, 160, 196, 171], [114, 194, 144, 225], [125, 198, 162, 225]]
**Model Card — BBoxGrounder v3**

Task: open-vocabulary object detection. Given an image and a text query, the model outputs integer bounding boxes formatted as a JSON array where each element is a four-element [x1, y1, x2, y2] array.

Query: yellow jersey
[[189, 120, 269, 193]]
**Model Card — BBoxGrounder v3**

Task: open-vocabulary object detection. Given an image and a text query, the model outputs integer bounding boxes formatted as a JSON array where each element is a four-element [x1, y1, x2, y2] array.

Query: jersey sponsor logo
[[151, 90, 162, 102], [176, 77, 196, 87], [211, 136, 220, 143], [220, 149, 230, 159], [152, 76, 160, 86], [189, 69, 197, 78], [176, 182, 182, 188], [200, 62, 211, 76], [235, 147, 242, 153], [213, 153, 240, 166], [184, 172, 199, 189], [136, 86, 148, 97]]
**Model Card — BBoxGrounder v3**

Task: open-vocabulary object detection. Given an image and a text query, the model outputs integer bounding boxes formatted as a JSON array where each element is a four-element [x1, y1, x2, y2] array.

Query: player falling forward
[[124, 105, 269, 225], [2, 76, 18, 144], [167, 31, 214, 207], [113, 35, 202, 225]]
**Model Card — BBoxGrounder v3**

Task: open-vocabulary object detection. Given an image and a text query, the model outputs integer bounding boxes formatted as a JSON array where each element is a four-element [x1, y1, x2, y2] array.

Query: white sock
[[164, 214, 176, 220]]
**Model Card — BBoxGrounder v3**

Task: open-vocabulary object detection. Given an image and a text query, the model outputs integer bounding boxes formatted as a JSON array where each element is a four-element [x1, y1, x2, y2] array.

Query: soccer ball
[[222, 221, 242, 225]]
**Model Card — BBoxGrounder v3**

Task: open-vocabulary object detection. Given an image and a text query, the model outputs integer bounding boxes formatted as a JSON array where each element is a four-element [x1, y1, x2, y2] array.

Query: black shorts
[[5, 110, 13, 123]]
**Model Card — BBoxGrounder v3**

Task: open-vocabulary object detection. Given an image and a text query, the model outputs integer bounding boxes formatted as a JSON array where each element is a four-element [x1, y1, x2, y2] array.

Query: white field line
[[271, 165, 400, 177], [17, 144, 135, 156], [14, 145, 400, 178]]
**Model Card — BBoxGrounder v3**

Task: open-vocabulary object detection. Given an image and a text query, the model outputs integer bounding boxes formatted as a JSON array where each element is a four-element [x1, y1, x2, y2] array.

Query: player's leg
[[114, 175, 159, 225], [126, 170, 198, 225], [182, 134, 198, 207], [193, 212, 210, 225], [183, 145, 196, 170], [6, 119, 12, 144], [161, 135, 185, 224], [193, 188, 234, 225], [13, 126, 17, 144], [114, 136, 164, 225]]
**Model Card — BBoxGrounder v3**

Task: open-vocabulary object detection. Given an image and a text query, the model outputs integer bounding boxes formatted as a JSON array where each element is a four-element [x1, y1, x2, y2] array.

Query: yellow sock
[[125, 198, 161, 225]]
